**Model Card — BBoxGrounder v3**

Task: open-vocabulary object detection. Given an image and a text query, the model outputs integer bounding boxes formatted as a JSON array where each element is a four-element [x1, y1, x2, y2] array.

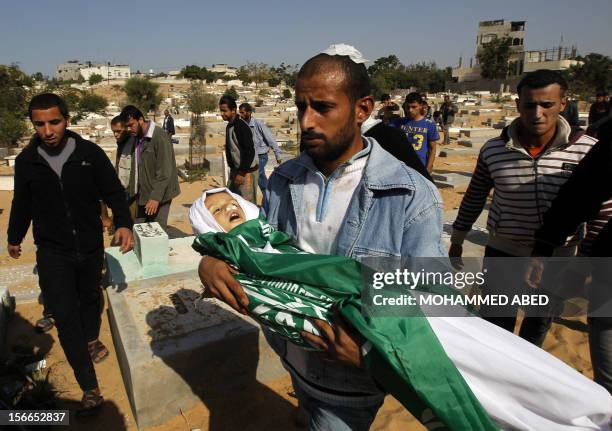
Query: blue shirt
[[246, 117, 282, 158], [391, 118, 440, 167]]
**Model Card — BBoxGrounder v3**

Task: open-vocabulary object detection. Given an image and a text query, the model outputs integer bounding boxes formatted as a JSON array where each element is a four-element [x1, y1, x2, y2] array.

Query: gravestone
[[105, 230, 287, 429], [133, 222, 169, 267]]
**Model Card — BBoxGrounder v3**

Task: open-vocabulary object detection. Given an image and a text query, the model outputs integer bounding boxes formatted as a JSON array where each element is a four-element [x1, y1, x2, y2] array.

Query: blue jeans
[[258, 153, 269, 194], [293, 379, 383, 431]]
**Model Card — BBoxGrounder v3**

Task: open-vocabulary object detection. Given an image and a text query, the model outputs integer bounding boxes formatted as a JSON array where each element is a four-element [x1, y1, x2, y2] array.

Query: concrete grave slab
[[105, 241, 287, 429]]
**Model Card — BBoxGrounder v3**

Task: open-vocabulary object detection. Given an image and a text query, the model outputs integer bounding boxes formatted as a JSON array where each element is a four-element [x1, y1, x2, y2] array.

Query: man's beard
[[301, 113, 356, 163]]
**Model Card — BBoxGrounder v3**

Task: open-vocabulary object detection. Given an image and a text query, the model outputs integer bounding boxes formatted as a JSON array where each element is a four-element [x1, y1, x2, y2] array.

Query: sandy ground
[[3, 152, 594, 430]]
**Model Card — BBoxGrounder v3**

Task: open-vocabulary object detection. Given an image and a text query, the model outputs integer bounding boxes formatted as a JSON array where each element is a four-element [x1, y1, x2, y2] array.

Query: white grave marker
[[133, 222, 169, 267]]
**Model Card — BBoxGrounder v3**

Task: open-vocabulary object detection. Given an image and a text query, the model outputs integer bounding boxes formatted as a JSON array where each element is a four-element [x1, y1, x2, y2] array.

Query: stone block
[[133, 223, 169, 268], [458, 140, 473, 147], [0, 175, 14, 191], [106, 270, 287, 430]]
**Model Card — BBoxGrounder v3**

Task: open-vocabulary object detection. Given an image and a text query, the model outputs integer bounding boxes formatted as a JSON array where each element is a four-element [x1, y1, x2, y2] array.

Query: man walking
[[391, 92, 440, 173], [440, 94, 457, 145], [200, 46, 445, 430], [8, 93, 133, 414], [219, 96, 258, 203], [162, 109, 176, 141], [238, 102, 282, 195], [101, 115, 138, 230], [120, 105, 180, 230], [450, 70, 598, 346]]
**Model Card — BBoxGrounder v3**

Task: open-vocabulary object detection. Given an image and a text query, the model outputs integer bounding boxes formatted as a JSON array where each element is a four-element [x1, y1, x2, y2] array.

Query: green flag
[[193, 218, 498, 431]]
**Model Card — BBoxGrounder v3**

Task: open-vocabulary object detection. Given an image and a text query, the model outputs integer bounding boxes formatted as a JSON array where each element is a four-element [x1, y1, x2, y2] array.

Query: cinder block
[[133, 223, 169, 267]]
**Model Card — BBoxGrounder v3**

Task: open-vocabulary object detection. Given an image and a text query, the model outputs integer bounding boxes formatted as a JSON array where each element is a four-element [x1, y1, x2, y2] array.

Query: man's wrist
[[450, 228, 468, 246]]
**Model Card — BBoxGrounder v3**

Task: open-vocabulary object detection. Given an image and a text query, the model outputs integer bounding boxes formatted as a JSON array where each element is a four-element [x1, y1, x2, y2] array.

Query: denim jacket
[[262, 137, 446, 406]]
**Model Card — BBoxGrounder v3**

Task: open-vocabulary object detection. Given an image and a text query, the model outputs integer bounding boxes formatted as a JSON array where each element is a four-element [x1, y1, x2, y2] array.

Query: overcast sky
[[2, 0, 611, 76]]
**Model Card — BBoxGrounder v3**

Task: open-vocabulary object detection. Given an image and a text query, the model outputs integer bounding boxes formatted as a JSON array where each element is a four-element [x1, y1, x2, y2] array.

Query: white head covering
[[321, 43, 368, 64], [189, 187, 260, 234]]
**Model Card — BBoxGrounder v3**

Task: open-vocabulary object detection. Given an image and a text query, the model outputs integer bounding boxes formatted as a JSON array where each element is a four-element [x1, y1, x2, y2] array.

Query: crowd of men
[[5, 45, 612, 427]]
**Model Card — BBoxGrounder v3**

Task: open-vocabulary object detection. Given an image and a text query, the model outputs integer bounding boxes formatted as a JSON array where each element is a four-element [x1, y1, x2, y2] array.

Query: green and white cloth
[[191, 196, 611, 431]]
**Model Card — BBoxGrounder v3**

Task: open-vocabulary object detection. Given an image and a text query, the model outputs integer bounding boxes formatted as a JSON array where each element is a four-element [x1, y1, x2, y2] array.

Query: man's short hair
[[380, 94, 391, 102], [120, 105, 144, 122], [219, 95, 237, 110], [28, 93, 69, 120], [110, 115, 124, 126], [517, 69, 568, 96], [298, 53, 371, 103], [596, 92, 608, 98], [404, 92, 423, 105], [238, 102, 253, 113]]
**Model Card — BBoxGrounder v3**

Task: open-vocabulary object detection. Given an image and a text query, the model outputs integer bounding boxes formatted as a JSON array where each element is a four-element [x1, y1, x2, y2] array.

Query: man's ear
[[560, 95, 568, 112], [356, 95, 374, 125], [515, 97, 520, 112], [66, 116, 71, 127]]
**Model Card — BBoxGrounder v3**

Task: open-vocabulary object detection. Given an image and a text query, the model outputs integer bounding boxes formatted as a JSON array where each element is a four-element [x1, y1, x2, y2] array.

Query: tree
[[237, 62, 273, 88], [0, 111, 28, 147], [476, 37, 512, 79], [224, 86, 239, 101], [273, 63, 298, 88], [567, 53, 612, 98], [0, 64, 32, 147], [180, 65, 222, 82], [186, 82, 217, 116], [123, 77, 162, 113], [367, 55, 402, 76], [78, 93, 108, 114], [267, 77, 281, 87], [88, 74, 104, 85], [31, 72, 45, 81], [281, 89, 292, 100]]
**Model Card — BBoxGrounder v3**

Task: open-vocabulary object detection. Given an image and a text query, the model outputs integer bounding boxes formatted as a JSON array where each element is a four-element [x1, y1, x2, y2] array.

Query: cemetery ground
[[1, 151, 595, 430]]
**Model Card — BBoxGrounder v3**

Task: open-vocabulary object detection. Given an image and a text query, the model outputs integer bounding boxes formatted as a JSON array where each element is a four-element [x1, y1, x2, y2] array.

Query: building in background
[[56, 61, 131, 81], [452, 20, 579, 83], [209, 64, 237, 77]]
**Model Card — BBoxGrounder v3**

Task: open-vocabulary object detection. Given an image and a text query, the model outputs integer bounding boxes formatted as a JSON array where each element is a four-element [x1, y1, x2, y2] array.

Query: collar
[[279, 137, 415, 191], [144, 120, 155, 139], [506, 116, 571, 152], [297, 137, 372, 177]]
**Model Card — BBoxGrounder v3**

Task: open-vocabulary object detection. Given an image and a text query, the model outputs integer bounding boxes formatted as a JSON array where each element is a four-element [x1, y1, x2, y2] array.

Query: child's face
[[205, 192, 247, 232]]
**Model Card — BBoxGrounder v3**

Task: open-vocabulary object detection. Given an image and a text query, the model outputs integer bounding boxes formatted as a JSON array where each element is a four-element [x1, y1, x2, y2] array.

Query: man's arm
[[533, 139, 612, 256], [450, 150, 494, 255], [258, 120, 282, 162], [7, 158, 32, 258], [426, 122, 441, 173], [148, 132, 175, 203]]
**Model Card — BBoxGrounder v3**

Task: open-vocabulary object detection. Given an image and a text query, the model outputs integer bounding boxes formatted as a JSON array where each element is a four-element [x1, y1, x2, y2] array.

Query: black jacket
[[8, 130, 132, 255], [364, 122, 434, 183], [163, 115, 175, 136], [533, 133, 611, 257], [225, 117, 256, 173]]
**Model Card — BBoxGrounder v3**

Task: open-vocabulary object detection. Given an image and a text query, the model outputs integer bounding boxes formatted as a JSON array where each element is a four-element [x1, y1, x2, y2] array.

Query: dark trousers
[[36, 248, 103, 391], [482, 246, 553, 347]]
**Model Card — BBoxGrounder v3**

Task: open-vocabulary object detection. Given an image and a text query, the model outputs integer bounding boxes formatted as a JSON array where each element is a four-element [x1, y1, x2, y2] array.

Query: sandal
[[35, 316, 55, 333], [87, 340, 109, 364], [76, 388, 103, 417]]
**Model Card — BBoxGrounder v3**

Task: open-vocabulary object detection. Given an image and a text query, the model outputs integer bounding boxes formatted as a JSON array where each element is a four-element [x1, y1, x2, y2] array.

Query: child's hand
[[198, 256, 249, 315]]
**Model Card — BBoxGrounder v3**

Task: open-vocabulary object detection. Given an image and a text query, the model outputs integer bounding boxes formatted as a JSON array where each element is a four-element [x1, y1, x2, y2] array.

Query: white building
[[55, 61, 131, 81], [209, 63, 237, 77]]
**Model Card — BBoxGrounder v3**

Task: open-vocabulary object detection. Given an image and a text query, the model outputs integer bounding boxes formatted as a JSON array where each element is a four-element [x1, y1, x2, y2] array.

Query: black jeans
[[481, 246, 553, 347], [36, 248, 103, 391]]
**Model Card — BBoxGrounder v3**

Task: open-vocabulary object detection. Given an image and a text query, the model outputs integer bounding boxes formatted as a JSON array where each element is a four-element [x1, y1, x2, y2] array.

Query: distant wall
[[446, 77, 521, 94]]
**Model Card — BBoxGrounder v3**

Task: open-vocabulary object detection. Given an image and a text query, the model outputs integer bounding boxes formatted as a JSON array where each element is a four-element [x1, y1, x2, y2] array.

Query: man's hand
[[301, 309, 364, 369], [101, 215, 114, 234], [144, 199, 160, 216], [198, 256, 249, 314], [448, 243, 464, 269], [7, 243, 21, 259], [524, 256, 545, 289], [113, 227, 134, 253], [233, 173, 245, 187]]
